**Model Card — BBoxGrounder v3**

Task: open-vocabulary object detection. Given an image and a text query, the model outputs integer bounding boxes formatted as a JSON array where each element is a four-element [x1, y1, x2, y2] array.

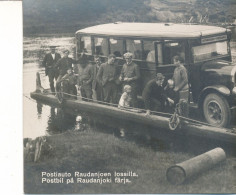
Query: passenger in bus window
[[119, 52, 140, 107], [92, 56, 103, 101], [76, 54, 93, 101], [97, 54, 119, 104], [142, 73, 167, 116], [126, 40, 142, 60], [146, 50, 155, 62], [143, 41, 155, 62]]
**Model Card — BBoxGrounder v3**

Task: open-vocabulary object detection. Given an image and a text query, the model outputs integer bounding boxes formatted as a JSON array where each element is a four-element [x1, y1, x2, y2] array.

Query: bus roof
[[76, 23, 228, 39]]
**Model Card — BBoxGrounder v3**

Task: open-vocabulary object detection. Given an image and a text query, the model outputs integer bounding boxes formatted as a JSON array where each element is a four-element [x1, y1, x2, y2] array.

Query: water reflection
[[75, 115, 90, 131], [37, 102, 42, 119], [46, 107, 76, 135]]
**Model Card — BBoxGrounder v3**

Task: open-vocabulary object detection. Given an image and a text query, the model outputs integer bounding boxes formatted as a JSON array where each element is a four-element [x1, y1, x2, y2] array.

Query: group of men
[[42, 46, 141, 105], [42, 46, 189, 116]]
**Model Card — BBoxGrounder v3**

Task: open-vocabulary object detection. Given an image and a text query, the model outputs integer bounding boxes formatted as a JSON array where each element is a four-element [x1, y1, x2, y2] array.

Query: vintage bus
[[75, 22, 236, 127]]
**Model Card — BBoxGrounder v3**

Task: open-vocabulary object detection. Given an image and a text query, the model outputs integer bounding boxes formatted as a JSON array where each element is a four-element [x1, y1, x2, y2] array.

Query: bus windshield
[[192, 41, 228, 63]]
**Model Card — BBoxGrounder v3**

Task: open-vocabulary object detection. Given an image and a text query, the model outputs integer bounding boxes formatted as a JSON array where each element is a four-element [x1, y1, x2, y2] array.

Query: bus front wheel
[[203, 93, 231, 127]]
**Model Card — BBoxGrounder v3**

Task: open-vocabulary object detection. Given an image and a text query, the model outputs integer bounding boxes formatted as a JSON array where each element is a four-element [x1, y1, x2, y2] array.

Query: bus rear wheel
[[203, 93, 231, 127]]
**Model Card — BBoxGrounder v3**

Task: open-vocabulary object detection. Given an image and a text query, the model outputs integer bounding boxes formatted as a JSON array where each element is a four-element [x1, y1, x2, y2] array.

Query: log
[[166, 147, 226, 185]]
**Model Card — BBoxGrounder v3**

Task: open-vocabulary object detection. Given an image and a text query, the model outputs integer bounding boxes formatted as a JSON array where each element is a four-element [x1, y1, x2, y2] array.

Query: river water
[[23, 29, 236, 153], [23, 36, 76, 139]]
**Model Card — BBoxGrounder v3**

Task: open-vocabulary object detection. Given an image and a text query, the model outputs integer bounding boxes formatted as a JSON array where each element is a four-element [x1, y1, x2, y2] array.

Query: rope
[[47, 91, 172, 117], [178, 115, 211, 126]]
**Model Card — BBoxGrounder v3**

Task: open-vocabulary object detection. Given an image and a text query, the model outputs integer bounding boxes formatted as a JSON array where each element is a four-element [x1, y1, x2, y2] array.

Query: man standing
[[119, 52, 140, 107], [92, 55, 103, 101], [97, 54, 119, 104], [42, 46, 61, 92], [142, 73, 167, 116], [172, 55, 189, 101], [172, 55, 189, 116], [77, 55, 94, 100], [55, 50, 79, 92]]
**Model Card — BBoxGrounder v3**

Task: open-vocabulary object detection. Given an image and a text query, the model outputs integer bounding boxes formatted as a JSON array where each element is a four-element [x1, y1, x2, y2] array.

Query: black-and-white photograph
[[23, 0, 236, 194]]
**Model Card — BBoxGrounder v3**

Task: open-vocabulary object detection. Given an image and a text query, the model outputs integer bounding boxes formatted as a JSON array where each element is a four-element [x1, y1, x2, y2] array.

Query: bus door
[[108, 37, 126, 70], [93, 36, 109, 63], [124, 39, 157, 95], [140, 40, 158, 92], [155, 40, 187, 84]]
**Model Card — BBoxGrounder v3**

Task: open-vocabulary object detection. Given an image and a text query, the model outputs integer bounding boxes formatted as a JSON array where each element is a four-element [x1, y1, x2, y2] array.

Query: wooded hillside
[[23, 0, 236, 35]]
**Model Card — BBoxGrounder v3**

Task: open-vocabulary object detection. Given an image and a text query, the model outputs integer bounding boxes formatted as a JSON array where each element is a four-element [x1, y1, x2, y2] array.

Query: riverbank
[[24, 129, 236, 194]]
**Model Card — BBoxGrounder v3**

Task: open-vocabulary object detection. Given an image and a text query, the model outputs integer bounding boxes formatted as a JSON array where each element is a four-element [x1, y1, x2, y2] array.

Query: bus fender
[[198, 85, 230, 108], [200, 85, 230, 97]]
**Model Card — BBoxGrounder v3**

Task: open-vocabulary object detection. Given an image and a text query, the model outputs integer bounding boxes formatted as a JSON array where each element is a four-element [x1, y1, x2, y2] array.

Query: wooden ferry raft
[[30, 90, 236, 145]]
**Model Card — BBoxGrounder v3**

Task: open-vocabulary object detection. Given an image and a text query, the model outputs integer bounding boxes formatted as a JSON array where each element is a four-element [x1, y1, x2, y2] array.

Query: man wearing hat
[[55, 49, 80, 92], [97, 54, 119, 104], [142, 73, 167, 116], [42, 46, 61, 92], [119, 52, 140, 107]]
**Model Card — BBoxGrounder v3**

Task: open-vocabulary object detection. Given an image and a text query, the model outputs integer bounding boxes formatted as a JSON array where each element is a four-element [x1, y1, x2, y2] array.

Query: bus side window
[[143, 41, 155, 62], [163, 41, 185, 64], [126, 39, 142, 60], [94, 37, 109, 56], [80, 36, 92, 54], [109, 38, 123, 57], [192, 41, 228, 62]]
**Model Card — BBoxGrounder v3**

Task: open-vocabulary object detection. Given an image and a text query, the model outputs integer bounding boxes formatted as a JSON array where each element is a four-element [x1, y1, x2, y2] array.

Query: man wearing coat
[[92, 55, 103, 101], [119, 52, 140, 107], [42, 46, 61, 92], [77, 55, 94, 100], [142, 73, 167, 116], [55, 49, 80, 92], [97, 54, 119, 104]]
